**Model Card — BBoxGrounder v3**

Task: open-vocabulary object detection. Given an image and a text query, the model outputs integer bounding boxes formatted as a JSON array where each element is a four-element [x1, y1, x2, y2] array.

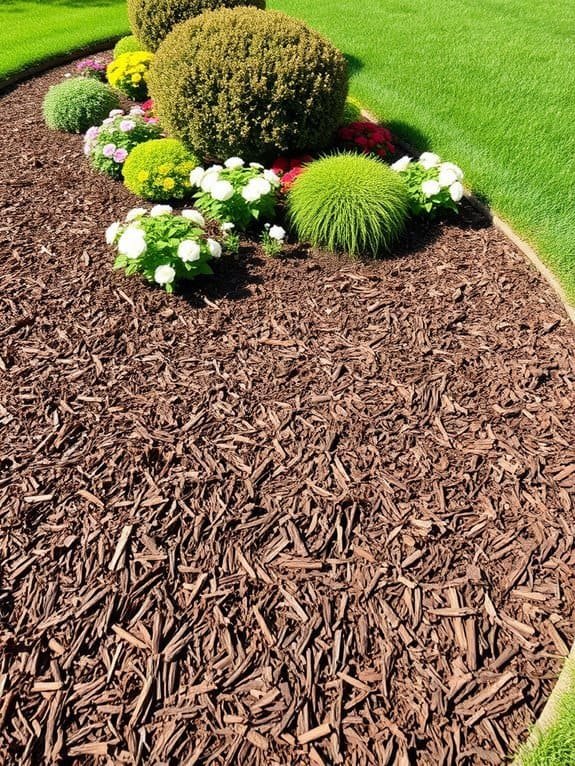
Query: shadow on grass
[[387, 120, 432, 153], [344, 53, 364, 78]]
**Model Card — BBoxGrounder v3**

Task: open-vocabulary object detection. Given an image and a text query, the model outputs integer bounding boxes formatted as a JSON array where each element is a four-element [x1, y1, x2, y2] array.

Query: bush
[[84, 109, 162, 180], [390, 153, 464, 216], [106, 207, 221, 293], [42, 78, 119, 133], [114, 35, 145, 58], [190, 158, 280, 230], [148, 8, 348, 161], [287, 153, 409, 257], [123, 138, 199, 202], [107, 51, 154, 100], [127, 0, 266, 52]]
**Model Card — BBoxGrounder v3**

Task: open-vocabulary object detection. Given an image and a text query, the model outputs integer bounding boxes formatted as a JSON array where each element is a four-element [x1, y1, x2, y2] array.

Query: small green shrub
[[287, 153, 409, 257], [148, 8, 348, 161], [114, 35, 145, 58], [42, 78, 119, 133], [127, 0, 265, 52], [123, 138, 199, 202]]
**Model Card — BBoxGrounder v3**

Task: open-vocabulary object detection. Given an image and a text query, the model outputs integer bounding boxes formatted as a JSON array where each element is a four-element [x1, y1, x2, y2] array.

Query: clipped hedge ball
[[42, 77, 120, 133], [288, 153, 409, 257], [127, 0, 266, 52], [148, 8, 348, 161], [113, 35, 145, 58]]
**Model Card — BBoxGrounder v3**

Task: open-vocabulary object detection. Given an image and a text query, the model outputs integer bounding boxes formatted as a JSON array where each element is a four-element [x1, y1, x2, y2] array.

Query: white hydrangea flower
[[224, 157, 245, 169], [118, 227, 147, 259], [422, 179, 441, 197], [181, 209, 205, 227], [390, 155, 411, 172], [450, 181, 464, 202], [125, 207, 148, 222], [242, 184, 260, 203], [150, 204, 173, 217], [269, 225, 286, 241], [440, 161, 464, 181], [178, 240, 201, 263], [154, 264, 176, 285], [263, 170, 280, 187], [207, 239, 222, 258], [438, 165, 459, 188], [211, 180, 234, 201], [200, 170, 221, 193], [419, 152, 441, 170], [222, 222, 235, 232], [249, 162, 264, 170], [105, 221, 122, 245], [189, 166, 205, 187]]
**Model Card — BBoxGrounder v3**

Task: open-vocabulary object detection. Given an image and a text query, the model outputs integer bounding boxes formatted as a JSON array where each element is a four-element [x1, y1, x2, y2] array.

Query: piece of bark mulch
[[1, 62, 575, 766]]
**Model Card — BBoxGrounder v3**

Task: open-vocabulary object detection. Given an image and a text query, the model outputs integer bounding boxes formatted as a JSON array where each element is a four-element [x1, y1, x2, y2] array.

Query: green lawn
[[2, 0, 574, 301], [269, 0, 575, 301], [0, 0, 127, 80]]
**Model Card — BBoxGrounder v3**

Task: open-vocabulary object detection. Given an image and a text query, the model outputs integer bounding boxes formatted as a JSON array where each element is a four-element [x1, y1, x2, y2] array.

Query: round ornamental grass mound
[[127, 0, 265, 52], [122, 138, 200, 202], [42, 78, 119, 134], [287, 153, 409, 257], [148, 8, 348, 162]]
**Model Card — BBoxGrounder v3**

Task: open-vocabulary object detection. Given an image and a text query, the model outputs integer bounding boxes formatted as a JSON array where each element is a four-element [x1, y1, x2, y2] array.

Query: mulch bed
[[1, 62, 575, 766]]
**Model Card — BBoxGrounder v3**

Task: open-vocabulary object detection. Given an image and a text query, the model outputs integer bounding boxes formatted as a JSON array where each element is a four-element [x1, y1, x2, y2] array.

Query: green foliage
[[123, 138, 199, 202], [342, 96, 362, 125], [107, 208, 221, 293], [107, 51, 154, 100], [127, 0, 265, 52], [148, 8, 348, 161], [288, 152, 409, 256], [391, 153, 464, 216], [191, 160, 280, 231], [42, 77, 119, 133], [84, 111, 162, 180], [113, 35, 144, 58]]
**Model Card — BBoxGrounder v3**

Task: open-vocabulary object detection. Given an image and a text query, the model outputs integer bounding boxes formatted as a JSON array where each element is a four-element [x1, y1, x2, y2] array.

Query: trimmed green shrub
[[148, 8, 348, 161], [287, 153, 409, 257], [127, 0, 265, 52], [113, 35, 145, 58], [123, 138, 199, 202], [42, 78, 119, 134]]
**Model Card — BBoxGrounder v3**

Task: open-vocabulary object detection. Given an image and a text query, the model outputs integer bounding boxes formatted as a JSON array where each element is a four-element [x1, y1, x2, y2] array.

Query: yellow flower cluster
[[107, 52, 154, 100]]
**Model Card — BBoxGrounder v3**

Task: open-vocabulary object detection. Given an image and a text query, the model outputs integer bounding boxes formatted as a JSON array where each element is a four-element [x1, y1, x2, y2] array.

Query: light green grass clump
[[42, 77, 119, 133], [288, 152, 409, 256], [113, 35, 144, 58], [517, 692, 575, 765]]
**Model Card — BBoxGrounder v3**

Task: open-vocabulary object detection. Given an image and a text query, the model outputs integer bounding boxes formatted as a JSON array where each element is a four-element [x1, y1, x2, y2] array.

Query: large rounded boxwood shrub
[[128, 0, 265, 52], [123, 138, 199, 202], [42, 78, 120, 133], [287, 153, 409, 257], [148, 8, 348, 161]]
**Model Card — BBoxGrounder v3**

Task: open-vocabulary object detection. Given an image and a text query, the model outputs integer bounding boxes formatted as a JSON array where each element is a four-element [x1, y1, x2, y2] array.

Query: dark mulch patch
[[1, 62, 575, 766]]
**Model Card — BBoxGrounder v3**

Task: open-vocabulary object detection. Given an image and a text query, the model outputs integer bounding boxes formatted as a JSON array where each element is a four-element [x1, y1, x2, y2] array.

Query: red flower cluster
[[271, 155, 314, 191], [338, 121, 395, 159], [141, 98, 158, 124]]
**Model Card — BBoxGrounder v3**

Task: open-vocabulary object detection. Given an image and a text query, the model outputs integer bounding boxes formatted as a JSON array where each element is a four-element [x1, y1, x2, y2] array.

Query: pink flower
[[85, 126, 99, 140], [113, 148, 128, 163], [102, 143, 116, 158], [119, 119, 136, 133]]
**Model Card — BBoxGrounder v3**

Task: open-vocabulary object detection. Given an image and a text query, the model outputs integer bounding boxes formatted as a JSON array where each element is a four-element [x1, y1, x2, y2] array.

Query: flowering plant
[[106, 206, 221, 293], [261, 223, 287, 257], [338, 121, 395, 159], [391, 152, 464, 215], [76, 58, 107, 81], [107, 51, 154, 100], [140, 98, 159, 124], [191, 158, 280, 231], [84, 108, 162, 179], [270, 155, 314, 192]]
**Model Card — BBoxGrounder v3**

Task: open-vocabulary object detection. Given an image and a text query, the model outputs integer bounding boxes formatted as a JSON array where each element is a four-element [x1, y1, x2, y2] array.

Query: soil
[[1, 62, 575, 766]]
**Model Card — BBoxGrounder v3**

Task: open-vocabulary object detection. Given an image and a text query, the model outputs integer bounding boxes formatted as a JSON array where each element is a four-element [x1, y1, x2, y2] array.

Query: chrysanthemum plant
[[391, 152, 464, 216], [106, 206, 221, 293], [84, 108, 162, 179], [190, 158, 280, 231]]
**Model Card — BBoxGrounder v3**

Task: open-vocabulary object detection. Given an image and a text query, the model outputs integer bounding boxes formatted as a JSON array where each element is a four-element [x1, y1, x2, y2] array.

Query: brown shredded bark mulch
[[1, 63, 575, 766]]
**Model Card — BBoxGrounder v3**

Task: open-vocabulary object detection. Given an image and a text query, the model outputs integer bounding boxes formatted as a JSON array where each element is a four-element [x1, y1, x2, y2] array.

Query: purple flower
[[102, 143, 117, 158], [119, 119, 136, 133], [113, 148, 128, 163], [85, 126, 99, 140]]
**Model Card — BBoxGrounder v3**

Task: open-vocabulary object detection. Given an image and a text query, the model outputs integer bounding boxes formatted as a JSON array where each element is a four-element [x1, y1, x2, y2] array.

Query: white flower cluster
[[190, 157, 281, 203], [391, 152, 465, 203]]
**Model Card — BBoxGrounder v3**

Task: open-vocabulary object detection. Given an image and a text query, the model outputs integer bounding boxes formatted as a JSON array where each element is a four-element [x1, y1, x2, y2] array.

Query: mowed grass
[[0, 0, 128, 80], [270, 0, 575, 300]]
